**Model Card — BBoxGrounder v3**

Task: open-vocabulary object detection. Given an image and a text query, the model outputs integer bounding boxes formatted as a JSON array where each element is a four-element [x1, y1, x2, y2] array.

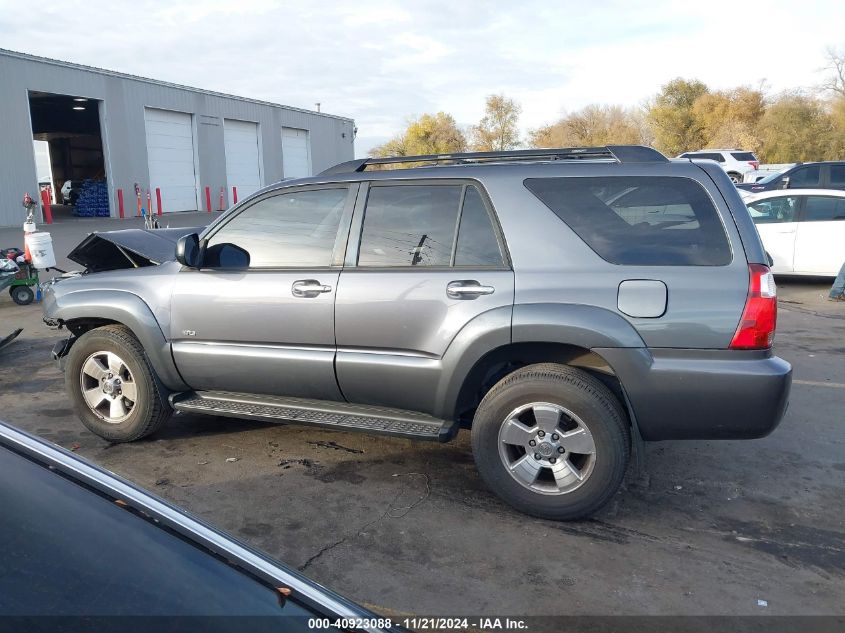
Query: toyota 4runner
[[43, 145, 792, 520]]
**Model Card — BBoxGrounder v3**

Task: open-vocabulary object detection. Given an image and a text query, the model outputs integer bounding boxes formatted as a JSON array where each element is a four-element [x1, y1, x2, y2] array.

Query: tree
[[528, 104, 648, 148], [691, 87, 765, 151], [370, 112, 466, 157], [471, 94, 521, 151], [756, 92, 844, 162], [646, 78, 709, 156], [821, 46, 845, 98]]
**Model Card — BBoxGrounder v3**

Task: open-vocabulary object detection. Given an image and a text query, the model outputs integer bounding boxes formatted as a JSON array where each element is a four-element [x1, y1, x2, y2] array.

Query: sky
[[1, 0, 844, 157]]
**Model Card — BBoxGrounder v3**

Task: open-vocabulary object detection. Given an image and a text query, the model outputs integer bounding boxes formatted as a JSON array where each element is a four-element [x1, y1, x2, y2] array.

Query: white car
[[677, 149, 759, 184], [746, 189, 845, 276]]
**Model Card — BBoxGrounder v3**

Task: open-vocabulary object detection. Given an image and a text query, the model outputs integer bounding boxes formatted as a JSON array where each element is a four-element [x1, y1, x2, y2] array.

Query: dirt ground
[[0, 264, 842, 617]]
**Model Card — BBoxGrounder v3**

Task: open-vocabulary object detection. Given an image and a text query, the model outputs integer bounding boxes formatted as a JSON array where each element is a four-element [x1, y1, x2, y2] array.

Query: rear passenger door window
[[801, 196, 845, 222], [357, 184, 505, 268], [789, 165, 820, 188], [524, 176, 731, 266], [829, 165, 845, 188], [357, 185, 461, 267]]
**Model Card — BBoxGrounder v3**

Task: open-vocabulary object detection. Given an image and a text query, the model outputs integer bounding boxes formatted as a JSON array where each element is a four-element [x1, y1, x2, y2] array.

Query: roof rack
[[320, 145, 667, 175]]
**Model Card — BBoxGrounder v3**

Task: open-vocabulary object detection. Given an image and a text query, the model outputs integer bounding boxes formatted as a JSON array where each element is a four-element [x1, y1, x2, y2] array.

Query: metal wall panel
[[0, 49, 355, 226]]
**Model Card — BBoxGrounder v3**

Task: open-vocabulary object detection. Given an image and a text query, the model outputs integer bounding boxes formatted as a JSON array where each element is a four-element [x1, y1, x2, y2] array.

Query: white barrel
[[25, 232, 56, 269]]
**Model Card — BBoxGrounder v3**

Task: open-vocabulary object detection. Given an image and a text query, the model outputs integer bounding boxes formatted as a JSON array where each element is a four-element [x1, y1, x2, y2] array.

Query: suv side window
[[358, 185, 462, 267], [830, 165, 845, 188], [524, 176, 732, 266], [205, 187, 348, 268], [801, 196, 845, 222], [684, 153, 723, 162], [747, 196, 799, 223], [455, 186, 504, 266], [789, 165, 820, 188]]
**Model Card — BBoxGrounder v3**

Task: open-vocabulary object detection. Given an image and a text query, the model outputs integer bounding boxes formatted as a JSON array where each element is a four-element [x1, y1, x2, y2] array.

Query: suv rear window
[[731, 152, 757, 161], [524, 176, 731, 266]]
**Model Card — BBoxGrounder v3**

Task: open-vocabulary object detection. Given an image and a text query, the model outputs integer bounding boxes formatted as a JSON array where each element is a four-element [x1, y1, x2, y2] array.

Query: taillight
[[749, 161, 759, 170], [730, 264, 777, 349]]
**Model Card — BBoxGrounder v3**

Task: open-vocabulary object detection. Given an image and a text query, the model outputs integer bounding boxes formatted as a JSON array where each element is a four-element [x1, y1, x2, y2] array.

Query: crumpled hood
[[67, 227, 203, 272]]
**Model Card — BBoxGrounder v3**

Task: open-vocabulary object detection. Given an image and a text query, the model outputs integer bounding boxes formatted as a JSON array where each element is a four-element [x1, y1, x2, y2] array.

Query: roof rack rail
[[320, 145, 667, 175]]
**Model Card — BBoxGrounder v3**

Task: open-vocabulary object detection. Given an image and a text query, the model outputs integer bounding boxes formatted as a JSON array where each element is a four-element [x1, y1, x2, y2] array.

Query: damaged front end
[[67, 227, 203, 273], [43, 226, 203, 368]]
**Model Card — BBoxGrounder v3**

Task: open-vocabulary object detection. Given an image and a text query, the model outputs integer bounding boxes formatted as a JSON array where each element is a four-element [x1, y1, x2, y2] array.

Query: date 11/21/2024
[[308, 617, 529, 630]]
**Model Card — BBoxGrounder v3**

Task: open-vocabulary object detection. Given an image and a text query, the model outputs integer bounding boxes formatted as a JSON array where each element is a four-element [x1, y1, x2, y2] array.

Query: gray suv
[[43, 146, 792, 520]]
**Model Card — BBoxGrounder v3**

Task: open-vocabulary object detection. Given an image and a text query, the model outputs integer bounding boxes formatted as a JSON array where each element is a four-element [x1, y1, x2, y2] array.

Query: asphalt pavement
[[0, 267, 842, 617]]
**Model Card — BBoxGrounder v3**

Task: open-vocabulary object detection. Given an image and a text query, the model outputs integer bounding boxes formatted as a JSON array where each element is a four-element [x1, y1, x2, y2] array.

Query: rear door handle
[[447, 280, 495, 299], [292, 279, 332, 298]]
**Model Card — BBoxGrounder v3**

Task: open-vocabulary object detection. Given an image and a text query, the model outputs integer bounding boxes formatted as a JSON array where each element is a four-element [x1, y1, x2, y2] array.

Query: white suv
[[677, 149, 759, 184]]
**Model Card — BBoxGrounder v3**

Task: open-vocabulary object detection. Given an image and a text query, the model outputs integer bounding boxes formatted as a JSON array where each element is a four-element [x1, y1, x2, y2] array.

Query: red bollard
[[40, 189, 53, 224], [117, 189, 125, 219], [205, 186, 212, 212], [155, 188, 163, 216], [232, 186, 238, 204]]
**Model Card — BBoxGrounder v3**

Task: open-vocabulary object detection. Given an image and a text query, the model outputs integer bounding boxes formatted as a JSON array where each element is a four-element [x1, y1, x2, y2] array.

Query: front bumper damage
[[51, 336, 77, 370]]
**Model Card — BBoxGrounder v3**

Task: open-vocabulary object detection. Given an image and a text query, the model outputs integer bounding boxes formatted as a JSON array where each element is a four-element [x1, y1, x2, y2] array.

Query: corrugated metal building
[[0, 49, 355, 227]]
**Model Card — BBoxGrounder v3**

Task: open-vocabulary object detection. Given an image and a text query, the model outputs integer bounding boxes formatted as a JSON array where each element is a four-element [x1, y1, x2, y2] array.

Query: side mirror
[[175, 233, 200, 268], [781, 176, 790, 190]]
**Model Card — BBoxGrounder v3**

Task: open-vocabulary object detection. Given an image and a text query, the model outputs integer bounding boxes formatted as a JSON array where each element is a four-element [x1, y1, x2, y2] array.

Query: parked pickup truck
[[43, 146, 792, 520]]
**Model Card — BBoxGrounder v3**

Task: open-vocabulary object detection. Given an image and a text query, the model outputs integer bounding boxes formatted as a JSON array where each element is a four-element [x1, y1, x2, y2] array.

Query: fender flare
[[48, 289, 188, 391], [434, 303, 646, 420], [511, 303, 646, 349]]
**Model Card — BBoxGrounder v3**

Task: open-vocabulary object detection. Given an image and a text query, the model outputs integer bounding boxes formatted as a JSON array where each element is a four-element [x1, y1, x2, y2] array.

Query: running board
[[170, 391, 459, 442]]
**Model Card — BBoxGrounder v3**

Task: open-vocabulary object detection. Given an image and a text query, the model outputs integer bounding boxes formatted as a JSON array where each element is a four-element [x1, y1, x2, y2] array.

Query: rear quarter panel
[[478, 161, 750, 349]]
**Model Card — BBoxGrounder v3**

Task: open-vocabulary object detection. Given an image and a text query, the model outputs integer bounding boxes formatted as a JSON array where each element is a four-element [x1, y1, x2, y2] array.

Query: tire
[[10, 285, 34, 305], [471, 363, 630, 521], [728, 172, 742, 184], [65, 324, 172, 442]]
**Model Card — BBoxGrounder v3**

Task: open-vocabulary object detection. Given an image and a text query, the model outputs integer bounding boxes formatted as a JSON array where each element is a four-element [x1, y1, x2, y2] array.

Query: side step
[[170, 391, 459, 442]]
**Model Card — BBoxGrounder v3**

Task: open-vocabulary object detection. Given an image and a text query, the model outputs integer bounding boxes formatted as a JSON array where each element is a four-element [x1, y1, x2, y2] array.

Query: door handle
[[292, 279, 332, 298], [447, 280, 495, 299]]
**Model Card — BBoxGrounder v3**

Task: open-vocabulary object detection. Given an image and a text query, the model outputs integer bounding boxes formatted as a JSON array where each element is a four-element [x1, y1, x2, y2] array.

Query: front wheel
[[471, 364, 630, 520], [65, 325, 171, 442]]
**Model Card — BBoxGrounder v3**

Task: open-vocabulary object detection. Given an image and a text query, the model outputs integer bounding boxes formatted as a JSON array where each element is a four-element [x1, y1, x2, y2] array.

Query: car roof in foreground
[[0, 420, 381, 624]]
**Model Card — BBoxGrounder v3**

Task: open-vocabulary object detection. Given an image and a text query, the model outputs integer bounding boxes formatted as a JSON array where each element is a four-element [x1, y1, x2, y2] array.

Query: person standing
[[831, 261, 845, 301]]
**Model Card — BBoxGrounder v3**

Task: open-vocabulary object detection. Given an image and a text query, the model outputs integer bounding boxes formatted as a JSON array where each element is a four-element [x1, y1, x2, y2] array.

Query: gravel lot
[[0, 270, 843, 617]]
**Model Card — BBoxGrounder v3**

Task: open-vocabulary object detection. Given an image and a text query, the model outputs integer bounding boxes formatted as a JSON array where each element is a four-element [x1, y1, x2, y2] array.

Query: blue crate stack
[[74, 180, 110, 217]]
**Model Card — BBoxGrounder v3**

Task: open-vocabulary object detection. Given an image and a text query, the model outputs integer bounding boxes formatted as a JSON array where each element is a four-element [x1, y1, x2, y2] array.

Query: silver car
[[43, 146, 792, 520]]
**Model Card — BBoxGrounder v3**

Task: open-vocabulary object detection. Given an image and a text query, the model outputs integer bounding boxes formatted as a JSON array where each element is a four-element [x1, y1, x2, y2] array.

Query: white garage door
[[144, 108, 198, 212], [281, 127, 311, 179], [224, 119, 262, 200]]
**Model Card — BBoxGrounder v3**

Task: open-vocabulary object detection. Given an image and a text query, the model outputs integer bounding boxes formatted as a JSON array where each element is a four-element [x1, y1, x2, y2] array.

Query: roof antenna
[[315, 102, 321, 113]]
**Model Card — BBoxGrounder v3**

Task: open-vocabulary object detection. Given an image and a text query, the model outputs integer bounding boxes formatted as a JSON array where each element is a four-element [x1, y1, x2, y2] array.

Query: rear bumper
[[596, 347, 792, 441]]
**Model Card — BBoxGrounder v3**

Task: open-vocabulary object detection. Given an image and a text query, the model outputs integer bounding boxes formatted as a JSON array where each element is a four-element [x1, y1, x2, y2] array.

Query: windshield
[[757, 169, 789, 184]]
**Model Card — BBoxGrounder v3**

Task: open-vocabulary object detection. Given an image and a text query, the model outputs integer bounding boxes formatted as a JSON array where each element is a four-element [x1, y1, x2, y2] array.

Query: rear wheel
[[65, 325, 171, 442], [471, 364, 630, 520], [10, 285, 34, 305], [728, 172, 742, 184]]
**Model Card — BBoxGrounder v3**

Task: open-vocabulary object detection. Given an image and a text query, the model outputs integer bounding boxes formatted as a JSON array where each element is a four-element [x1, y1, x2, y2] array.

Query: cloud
[[0, 0, 842, 157]]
